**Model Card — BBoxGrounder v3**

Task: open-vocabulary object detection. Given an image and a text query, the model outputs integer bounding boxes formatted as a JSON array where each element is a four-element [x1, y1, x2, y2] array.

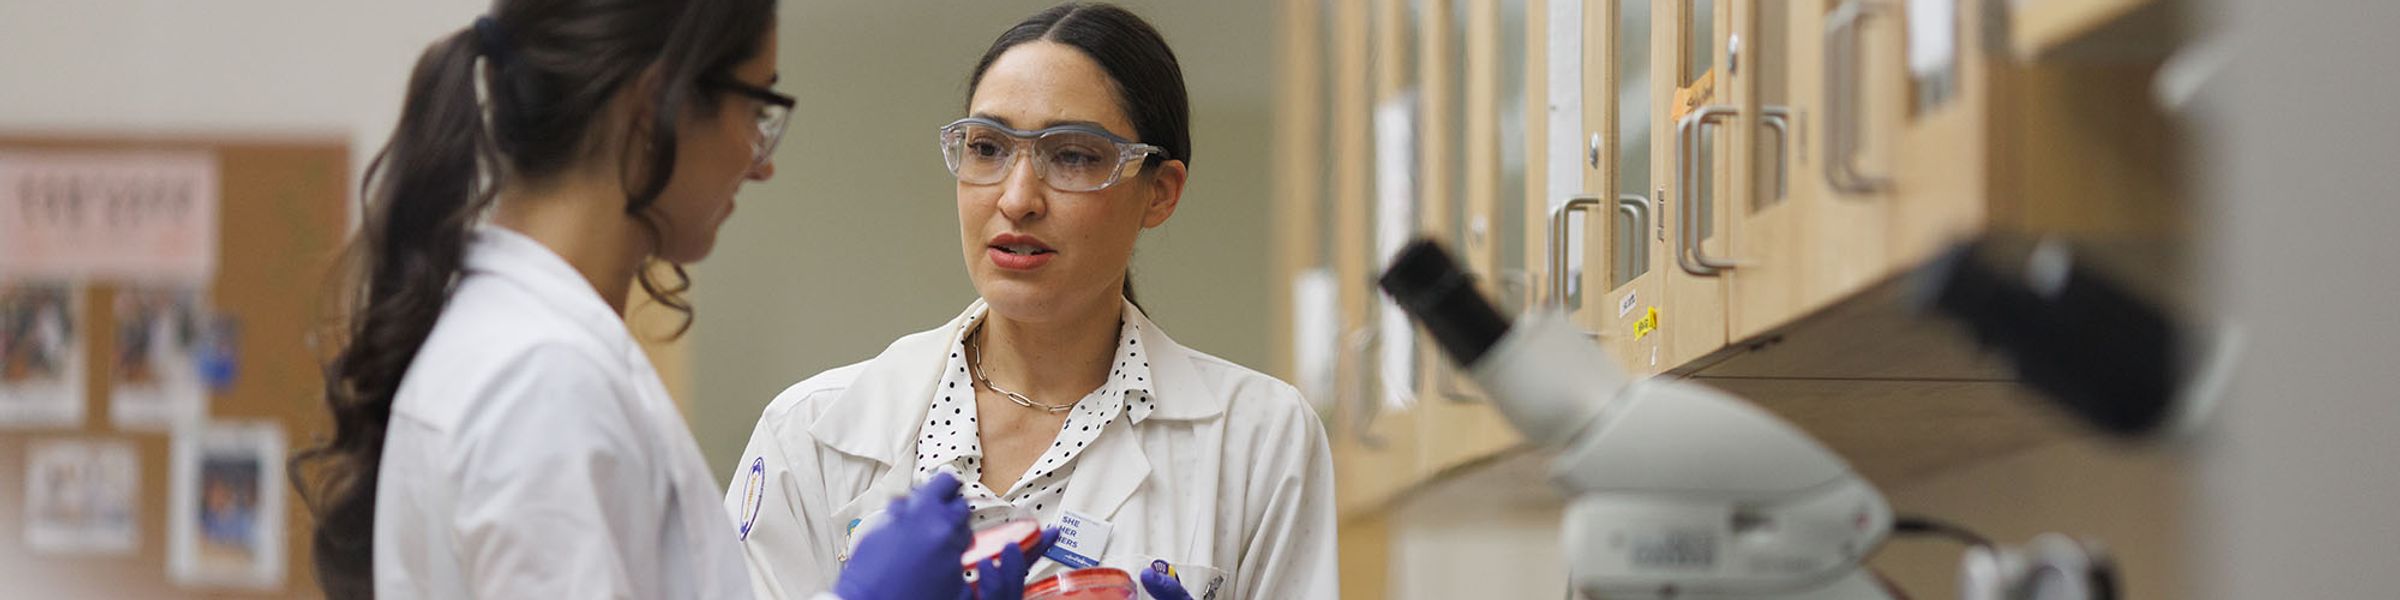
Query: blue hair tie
[[473, 16, 515, 66]]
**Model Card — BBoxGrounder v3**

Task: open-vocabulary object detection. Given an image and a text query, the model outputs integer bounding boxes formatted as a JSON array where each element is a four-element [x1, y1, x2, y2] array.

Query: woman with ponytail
[[291, 2, 1049, 598]]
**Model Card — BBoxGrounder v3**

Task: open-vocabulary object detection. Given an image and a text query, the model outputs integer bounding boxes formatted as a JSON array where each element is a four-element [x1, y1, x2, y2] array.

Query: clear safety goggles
[[709, 76, 795, 170], [937, 117, 1168, 193]]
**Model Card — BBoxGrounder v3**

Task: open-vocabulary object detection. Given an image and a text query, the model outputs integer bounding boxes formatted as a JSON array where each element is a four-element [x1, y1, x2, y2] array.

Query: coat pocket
[[830, 496, 891, 565], [1112, 555, 1229, 600]]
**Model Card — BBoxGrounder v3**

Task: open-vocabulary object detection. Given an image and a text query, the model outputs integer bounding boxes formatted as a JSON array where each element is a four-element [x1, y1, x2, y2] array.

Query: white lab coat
[[726, 301, 1338, 600], [374, 227, 752, 599]]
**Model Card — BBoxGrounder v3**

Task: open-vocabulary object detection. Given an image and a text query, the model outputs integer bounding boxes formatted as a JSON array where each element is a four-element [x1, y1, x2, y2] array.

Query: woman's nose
[[995, 152, 1046, 221], [747, 155, 776, 181]]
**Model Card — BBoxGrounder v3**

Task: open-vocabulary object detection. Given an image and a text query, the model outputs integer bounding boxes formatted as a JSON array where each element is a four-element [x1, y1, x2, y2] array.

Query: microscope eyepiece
[[1378, 239, 1513, 367]]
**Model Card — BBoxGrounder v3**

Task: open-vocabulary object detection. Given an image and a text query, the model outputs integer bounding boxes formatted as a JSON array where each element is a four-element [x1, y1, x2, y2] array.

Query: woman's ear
[[626, 64, 667, 140], [611, 64, 668, 178], [1140, 159, 1186, 229]]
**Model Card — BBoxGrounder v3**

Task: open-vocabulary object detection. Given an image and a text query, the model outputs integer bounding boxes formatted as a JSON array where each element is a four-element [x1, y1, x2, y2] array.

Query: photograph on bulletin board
[[22, 437, 140, 556], [0, 281, 87, 429], [111, 285, 210, 430], [168, 421, 287, 591]]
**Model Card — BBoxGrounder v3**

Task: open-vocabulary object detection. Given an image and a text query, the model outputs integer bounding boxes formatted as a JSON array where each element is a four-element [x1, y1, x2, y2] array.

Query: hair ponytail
[[290, 27, 494, 599], [292, 4, 772, 595]]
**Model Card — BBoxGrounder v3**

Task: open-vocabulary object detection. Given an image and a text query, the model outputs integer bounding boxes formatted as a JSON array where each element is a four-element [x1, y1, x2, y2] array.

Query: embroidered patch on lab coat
[[737, 456, 766, 541]]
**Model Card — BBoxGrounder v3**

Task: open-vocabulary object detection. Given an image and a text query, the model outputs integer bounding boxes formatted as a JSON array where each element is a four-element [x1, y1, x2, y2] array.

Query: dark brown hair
[[969, 2, 1190, 307], [288, 0, 774, 596]]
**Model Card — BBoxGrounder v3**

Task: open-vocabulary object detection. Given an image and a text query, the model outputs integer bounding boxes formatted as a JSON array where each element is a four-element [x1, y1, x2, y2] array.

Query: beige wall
[[689, 1, 1283, 480], [0, 0, 488, 181], [2192, 0, 2400, 596]]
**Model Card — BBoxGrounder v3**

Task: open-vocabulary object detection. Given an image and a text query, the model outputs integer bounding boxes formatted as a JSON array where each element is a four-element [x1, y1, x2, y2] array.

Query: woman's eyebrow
[[1035, 119, 1111, 131], [968, 112, 1112, 133]]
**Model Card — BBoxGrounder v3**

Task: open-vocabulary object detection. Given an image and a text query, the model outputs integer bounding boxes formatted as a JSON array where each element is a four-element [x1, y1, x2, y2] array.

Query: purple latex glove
[[964, 527, 1062, 600], [835, 472, 972, 600], [1138, 566, 1194, 600]]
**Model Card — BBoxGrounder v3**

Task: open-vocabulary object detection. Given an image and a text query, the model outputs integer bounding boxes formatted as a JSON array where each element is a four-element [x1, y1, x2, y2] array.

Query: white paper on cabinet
[[1292, 268, 1339, 415], [1374, 94, 1419, 409], [1907, 0, 1960, 78]]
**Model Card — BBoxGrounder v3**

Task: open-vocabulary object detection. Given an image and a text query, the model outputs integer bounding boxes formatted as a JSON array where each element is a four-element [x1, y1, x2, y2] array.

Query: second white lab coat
[[374, 228, 751, 599], [726, 301, 1338, 600]]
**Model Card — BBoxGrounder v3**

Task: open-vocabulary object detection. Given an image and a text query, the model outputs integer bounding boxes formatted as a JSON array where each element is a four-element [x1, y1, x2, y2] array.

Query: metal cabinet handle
[[1614, 194, 1649, 285], [1433, 361, 1481, 404], [1824, 0, 1891, 195], [1617, 194, 1650, 222], [1340, 326, 1387, 448], [1546, 196, 1605, 306], [1616, 203, 1644, 232], [1761, 106, 1793, 204], [1616, 193, 1650, 247], [1676, 105, 1742, 276]]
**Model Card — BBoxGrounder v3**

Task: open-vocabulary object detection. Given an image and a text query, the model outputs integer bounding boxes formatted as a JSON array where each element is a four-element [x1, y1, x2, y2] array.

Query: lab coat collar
[[808, 298, 1225, 468], [806, 307, 971, 466], [463, 227, 627, 348], [1121, 300, 1224, 422]]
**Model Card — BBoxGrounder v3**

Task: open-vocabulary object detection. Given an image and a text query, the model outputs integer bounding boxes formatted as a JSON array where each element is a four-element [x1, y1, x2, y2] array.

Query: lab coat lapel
[[1056, 410, 1151, 529], [813, 305, 983, 558], [1121, 301, 1223, 421], [808, 303, 985, 467]]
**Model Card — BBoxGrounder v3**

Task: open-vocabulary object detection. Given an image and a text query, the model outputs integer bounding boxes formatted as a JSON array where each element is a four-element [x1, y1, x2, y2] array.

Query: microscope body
[[1381, 240, 2135, 599], [1467, 310, 1895, 600]]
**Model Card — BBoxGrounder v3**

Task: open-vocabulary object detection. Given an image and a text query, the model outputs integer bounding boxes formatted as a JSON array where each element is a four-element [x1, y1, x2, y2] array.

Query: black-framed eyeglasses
[[708, 77, 795, 169], [937, 117, 1169, 193]]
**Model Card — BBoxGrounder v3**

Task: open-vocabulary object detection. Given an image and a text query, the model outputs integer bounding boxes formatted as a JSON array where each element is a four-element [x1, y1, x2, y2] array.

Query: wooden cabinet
[[1320, 0, 1426, 518], [1577, 0, 1669, 377], [1719, 0, 1830, 342], [1276, 0, 2188, 536], [2010, 0, 2182, 61], [1414, 0, 1529, 481], [1700, 0, 2187, 367], [1680, 0, 2188, 487], [1654, 0, 1737, 373]]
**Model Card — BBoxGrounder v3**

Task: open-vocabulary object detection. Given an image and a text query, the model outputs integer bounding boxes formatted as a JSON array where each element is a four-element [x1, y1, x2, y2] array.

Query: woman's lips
[[987, 245, 1056, 270], [986, 233, 1056, 271]]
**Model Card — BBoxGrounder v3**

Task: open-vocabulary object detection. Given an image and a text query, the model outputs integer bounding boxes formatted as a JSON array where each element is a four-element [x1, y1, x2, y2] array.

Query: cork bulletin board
[[0, 136, 347, 598]]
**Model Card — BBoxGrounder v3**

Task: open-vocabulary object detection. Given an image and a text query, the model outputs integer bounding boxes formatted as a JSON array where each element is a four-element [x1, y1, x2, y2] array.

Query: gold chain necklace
[[967, 329, 1076, 414]]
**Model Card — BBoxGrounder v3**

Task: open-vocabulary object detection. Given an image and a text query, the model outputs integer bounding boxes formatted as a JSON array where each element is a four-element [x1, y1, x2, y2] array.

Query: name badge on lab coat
[[1045, 510, 1113, 569]]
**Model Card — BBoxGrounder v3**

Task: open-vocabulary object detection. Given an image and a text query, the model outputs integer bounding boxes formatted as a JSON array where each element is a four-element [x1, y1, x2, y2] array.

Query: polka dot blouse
[[914, 306, 1156, 528]]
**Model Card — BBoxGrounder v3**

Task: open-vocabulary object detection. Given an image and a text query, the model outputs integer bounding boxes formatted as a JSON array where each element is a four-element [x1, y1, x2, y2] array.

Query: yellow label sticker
[[1633, 307, 1660, 340]]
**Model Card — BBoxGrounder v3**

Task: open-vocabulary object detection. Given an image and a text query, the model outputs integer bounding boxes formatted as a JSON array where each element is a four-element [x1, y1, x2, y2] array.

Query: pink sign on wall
[[0, 151, 219, 281]]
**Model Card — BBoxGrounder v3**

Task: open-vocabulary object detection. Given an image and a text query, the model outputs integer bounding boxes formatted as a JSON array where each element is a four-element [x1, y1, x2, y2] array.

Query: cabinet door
[[1584, 0, 1669, 374], [1415, 0, 1528, 476], [1326, 0, 1425, 517], [1657, 0, 1733, 370], [1720, 0, 1810, 339], [1883, 0, 1989, 269], [1275, 0, 1334, 410], [1791, 0, 1898, 322], [1714, 0, 1914, 349]]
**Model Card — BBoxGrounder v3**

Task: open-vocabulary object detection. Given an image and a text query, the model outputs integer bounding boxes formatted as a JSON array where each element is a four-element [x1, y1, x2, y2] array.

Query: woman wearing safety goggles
[[727, 4, 1338, 600]]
